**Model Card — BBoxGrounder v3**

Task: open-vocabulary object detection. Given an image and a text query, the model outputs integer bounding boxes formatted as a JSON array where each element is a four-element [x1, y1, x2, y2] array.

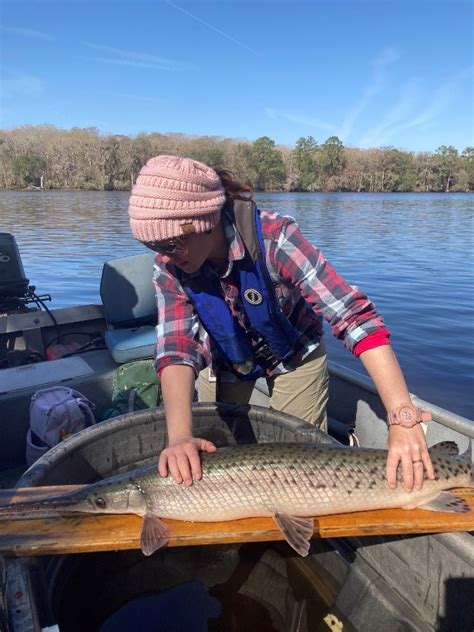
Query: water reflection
[[1, 190, 472, 417]]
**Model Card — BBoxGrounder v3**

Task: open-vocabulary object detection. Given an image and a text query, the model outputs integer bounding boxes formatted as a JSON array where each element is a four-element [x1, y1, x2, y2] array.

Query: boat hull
[[2, 403, 473, 632], [1, 302, 473, 632]]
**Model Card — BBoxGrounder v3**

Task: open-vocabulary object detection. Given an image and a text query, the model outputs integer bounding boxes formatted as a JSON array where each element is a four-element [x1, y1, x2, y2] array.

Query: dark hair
[[214, 168, 253, 201]]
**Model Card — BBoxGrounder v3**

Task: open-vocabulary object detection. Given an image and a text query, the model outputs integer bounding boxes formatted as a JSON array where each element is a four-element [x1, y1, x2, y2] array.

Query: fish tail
[[467, 439, 473, 487], [428, 440, 472, 487], [458, 439, 473, 487]]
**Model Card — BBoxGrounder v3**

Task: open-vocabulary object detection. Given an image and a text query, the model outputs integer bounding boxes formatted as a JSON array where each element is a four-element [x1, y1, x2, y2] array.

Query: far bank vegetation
[[0, 125, 472, 193]]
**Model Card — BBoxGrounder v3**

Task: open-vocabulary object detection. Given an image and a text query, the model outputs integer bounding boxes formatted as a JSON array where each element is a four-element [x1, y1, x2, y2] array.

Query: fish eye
[[95, 497, 107, 509]]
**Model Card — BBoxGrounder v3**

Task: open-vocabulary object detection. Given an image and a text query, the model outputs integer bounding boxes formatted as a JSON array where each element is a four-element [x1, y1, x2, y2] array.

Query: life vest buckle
[[231, 359, 254, 375], [252, 336, 280, 369]]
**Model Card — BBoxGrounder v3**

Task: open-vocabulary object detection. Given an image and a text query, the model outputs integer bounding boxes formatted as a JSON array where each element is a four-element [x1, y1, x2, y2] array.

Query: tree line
[[0, 125, 472, 193]]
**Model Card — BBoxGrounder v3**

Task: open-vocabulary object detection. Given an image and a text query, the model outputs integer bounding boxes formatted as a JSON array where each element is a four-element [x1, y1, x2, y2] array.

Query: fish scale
[[131, 443, 470, 521], [1, 441, 471, 557]]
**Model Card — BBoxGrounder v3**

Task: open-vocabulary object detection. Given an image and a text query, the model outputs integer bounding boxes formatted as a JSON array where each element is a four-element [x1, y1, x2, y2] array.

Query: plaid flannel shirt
[[153, 208, 389, 377]]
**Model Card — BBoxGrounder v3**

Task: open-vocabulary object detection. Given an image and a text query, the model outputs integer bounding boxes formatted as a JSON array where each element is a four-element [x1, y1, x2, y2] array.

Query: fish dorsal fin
[[140, 514, 170, 556], [273, 512, 314, 557], [428, 441, 460, 458]]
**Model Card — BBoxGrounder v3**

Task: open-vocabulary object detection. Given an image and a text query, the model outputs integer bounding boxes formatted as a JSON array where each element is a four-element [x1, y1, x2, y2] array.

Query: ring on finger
[[412, 458, 423, 464]]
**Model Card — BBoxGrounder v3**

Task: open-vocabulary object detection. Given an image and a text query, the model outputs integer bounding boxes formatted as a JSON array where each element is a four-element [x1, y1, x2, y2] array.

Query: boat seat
[[100, 253, 157, 364]]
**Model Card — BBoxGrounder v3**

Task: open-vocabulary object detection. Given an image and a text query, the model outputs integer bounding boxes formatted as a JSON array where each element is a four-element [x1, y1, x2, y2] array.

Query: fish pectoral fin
[[139, 514, 170, 556], [273, 512, 314, 557], [408, 491, 470, 514]]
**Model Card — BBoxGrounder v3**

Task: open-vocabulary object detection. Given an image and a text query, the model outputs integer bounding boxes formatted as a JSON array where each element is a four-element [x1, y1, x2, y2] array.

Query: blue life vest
[[179, 200, 302, 380]]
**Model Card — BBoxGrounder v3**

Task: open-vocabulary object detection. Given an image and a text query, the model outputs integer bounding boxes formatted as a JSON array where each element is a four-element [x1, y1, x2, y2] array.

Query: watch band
[[387, 403, 432, 428]]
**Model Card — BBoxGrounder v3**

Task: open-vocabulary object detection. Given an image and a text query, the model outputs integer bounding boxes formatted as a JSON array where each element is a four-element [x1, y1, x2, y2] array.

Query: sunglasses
[[143, 237, 187, 256], [143, 229, 212, 256]]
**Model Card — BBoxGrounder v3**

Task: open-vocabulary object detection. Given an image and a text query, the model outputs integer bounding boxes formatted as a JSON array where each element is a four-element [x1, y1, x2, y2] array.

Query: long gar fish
[[1, 441, 471, 557]]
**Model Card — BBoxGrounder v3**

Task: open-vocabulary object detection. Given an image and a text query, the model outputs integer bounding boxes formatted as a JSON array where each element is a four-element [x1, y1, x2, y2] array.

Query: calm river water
[[1, 191, 473, 419]]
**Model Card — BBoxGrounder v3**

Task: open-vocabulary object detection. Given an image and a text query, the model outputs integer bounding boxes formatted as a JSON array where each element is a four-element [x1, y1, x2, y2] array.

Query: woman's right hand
[[158, 437, 217, 485]]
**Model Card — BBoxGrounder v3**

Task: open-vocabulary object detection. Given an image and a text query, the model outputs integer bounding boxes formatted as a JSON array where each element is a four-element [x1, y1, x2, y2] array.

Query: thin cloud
[[0, 26, 50, 40], [82, 42, 196, 72], [265, 108, 335, 133], [337, 47, 400, 140], [106, 92, 162, 104], [359, 67, 473, 147], [358, 80, 421, 147], [264, 48, 400, 142], [2, 75, 44, 99], [165, 0, 256, 54], [80, 56, 187, 71]]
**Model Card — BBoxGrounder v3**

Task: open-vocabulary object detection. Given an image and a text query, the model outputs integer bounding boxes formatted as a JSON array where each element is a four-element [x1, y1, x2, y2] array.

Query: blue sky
[[1, 0, 473, 152]]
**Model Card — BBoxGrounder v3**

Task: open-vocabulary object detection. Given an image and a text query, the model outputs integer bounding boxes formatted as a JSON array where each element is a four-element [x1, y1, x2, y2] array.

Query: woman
[[128, 155, 434, 492]]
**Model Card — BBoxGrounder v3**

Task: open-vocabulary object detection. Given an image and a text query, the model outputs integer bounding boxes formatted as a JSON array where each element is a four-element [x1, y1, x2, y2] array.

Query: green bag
[[102, 359, 161, 420]]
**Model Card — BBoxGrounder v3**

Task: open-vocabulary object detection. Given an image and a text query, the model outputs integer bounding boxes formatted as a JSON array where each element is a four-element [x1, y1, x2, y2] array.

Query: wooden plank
[[0, 486, 472, 557]]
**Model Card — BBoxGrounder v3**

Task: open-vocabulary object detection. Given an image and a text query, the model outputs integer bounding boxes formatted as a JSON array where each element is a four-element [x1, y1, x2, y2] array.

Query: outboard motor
[[0, 233, 30, 310], [0, 233, 51, 313], [0, 234, 58, 368]]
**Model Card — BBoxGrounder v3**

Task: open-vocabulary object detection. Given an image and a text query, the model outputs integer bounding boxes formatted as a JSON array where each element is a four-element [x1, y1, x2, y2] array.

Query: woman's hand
[[358, 346, 435, 492], [386, 425, 435, 492], [158, 437, 217, 485]]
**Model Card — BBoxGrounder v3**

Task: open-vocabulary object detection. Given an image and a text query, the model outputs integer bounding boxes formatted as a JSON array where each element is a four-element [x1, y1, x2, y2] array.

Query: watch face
[[399, 406, 417, 426]]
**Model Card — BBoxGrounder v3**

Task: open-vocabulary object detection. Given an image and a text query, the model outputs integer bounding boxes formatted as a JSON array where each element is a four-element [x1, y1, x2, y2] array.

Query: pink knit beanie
[[128, 155, 226, 242]]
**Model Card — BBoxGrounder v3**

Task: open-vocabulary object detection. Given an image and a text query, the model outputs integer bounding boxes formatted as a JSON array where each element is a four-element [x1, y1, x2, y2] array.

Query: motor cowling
[[0, 233, 29, 302]]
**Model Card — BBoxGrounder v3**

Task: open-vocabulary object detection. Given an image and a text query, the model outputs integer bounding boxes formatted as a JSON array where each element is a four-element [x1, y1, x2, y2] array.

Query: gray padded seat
[[100, 253, 157, 363]]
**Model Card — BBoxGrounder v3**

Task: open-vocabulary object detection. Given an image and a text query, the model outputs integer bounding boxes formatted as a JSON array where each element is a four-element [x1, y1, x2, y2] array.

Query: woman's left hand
[[386, 425, 435, 492]]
